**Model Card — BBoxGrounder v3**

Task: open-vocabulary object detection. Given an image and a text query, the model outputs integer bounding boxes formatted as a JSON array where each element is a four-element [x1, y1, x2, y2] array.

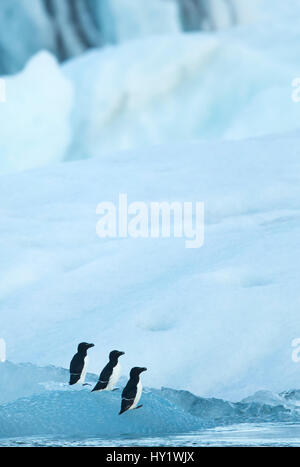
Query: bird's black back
[[92, 361, 116, 391], [69, 352, 85, 385], [119, 376, 139, 414]]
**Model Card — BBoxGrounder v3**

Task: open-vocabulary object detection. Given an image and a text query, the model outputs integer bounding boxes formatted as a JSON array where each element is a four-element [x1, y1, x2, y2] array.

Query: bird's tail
[[91, 380, 107, 392], [69, 374, 80, 385]]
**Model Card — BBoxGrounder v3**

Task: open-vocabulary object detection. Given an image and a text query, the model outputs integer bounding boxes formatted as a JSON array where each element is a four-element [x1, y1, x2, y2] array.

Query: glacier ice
[[0, 0, 261, 74], [0, 1, 300, 173], [102, 0, 180, 43], [62, 34, 220, 160], [0, 0, 55, 74], [0, 51, 73, 174], [62, 29, 300, 162]]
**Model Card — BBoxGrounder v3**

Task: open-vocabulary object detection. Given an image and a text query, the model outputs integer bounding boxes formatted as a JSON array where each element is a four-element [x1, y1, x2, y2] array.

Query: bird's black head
[[130, 367, 147, 378], [109, 350, 125, 361], [77, 342, 95, 352]]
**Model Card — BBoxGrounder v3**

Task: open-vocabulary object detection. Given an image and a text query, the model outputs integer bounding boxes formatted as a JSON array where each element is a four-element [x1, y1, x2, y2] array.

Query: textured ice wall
[[0, 0, 54, 74], [63, 31, 300, 161], [0, 0, 260, 74], [160, 388, 299, 425], [1, 2, 300, 173], [0, 388, 200, 438], [62, 34, 220, 160]]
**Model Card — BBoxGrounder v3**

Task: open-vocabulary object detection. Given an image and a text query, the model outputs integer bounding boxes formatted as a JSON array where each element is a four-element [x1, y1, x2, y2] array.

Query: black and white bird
[[92, 350, 125, 392], [69, 342, 94, 385], [119, 367, 147, 415]]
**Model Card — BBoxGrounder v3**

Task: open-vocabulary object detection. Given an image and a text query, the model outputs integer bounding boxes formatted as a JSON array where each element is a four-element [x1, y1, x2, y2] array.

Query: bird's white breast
[[131, 381, 142, 409], [107, 362, 121, 390], [78, 356, 88, 384]]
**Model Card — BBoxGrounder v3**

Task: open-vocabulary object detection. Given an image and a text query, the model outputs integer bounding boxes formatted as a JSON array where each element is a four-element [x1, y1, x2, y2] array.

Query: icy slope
[[0, 361, 98, 404], [1, 134, 300, 400]]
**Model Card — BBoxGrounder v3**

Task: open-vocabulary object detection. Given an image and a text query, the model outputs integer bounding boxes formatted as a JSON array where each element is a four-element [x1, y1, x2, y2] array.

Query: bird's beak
[[118, 351, 125, 356], [140, 367, 147, 372], [87, 343, 95, 348]]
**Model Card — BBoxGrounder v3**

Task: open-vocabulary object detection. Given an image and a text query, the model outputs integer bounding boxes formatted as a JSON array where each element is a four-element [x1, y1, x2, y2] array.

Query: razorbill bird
[[92, 350, 125, 392], [119, 367, 147, 415], [69, 342, 94, 385]]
